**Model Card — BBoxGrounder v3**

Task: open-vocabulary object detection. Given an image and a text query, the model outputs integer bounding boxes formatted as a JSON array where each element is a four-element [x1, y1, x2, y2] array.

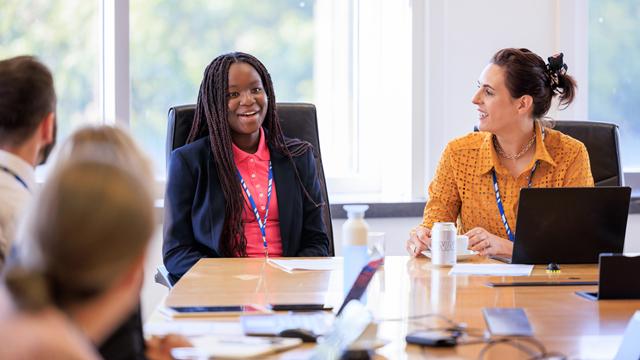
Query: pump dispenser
[[342, 205, 370, 297]]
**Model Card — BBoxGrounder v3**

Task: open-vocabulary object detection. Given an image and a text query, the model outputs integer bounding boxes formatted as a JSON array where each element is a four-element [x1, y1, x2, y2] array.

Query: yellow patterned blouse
[[421, 122, 594, 238]]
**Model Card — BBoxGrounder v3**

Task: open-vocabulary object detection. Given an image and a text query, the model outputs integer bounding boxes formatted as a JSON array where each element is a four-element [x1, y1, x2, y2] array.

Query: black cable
[[476, 337, 567, 360], [380, 313, 567, 360]]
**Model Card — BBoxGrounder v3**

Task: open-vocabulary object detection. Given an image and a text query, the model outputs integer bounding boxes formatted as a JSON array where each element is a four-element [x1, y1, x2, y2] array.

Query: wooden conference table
[[161, 256, 640, 359]]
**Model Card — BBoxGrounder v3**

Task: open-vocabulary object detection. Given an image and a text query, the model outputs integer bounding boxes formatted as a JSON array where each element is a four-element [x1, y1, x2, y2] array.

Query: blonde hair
[[53, 124, 153, 182], [4, 126, 155, 311]]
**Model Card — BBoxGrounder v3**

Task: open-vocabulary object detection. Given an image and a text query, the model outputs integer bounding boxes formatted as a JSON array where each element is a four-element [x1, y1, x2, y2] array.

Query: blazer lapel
[[270, 146, 297, 256]]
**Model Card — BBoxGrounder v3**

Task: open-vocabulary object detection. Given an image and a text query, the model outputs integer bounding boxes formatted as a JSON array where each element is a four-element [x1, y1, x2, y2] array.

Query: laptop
[[576, 253, 640, 301], [241, 258, 383, 337], [511, 187, 631, 264], [614, 311, 640, 360]]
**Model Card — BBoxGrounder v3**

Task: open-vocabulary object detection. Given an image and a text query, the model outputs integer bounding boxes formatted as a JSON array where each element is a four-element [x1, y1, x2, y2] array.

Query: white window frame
[[106, 0, 417, 202]]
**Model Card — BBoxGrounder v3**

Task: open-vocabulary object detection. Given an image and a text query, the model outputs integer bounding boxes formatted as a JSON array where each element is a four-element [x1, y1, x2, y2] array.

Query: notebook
[[241, 258, 383, 337], [511, 187, 630, 264]]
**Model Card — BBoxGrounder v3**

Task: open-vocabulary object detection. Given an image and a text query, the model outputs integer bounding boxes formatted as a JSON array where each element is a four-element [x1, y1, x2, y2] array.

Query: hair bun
[[547, 53, 569, 90], [4, 266, 51, 311]]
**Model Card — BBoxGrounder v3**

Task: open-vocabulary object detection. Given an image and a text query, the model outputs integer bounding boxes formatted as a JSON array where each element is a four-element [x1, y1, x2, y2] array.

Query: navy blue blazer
[[163, 137, 330, 280]]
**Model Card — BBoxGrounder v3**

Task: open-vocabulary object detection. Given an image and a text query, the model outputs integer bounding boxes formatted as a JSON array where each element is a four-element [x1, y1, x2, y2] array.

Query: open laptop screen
[[336, 258, 383, 316], [512, 187, 630, 264]]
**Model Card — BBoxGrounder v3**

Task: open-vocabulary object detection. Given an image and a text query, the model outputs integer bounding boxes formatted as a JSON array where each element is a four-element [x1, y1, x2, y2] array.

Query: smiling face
[[226, 62, 268, 150], [471, 64, 522, 134]]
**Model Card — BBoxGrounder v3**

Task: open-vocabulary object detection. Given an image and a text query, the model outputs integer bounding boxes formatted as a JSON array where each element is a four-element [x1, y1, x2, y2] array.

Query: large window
[[129, 0, 413, 200], [130, 0, 315, 177], [0, 0, 102, 169], [589, 0, 640, 171], [2, 0, 413, 200]]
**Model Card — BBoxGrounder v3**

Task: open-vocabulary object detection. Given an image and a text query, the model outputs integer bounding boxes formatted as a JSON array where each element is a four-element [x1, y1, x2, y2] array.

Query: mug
[[456, 235, 469, 253]]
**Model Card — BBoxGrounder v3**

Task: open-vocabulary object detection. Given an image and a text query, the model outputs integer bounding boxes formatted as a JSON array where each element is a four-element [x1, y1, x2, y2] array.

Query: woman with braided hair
[[163, 52, 329, 281], [407, 48, 594, 259]]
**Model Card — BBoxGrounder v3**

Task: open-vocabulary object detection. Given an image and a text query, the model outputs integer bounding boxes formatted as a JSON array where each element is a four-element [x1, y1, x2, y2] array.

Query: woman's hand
[[145, 334, 192, 360], [406, 226, 431, 257], [465, 227, 512, 257]]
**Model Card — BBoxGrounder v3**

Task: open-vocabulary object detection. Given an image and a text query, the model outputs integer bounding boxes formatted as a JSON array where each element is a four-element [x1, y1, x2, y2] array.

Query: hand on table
[[145, 334, 192, 360], [465, 227, 512, 257], [406, 226, 431, 257]]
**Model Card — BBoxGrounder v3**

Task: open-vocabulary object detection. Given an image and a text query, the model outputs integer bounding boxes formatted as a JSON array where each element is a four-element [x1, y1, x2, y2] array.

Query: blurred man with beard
[[0, 55, 56, 269]]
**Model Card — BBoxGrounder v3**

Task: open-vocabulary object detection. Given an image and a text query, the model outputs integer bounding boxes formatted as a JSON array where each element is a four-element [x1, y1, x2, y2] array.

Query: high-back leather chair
[[165, 102, 335, 253], [552, 121, 623, 187], [473, 121, 623, 187]]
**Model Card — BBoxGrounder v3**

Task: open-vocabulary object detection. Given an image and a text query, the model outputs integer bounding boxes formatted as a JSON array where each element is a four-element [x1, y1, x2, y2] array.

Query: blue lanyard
[[492, 126, 544, 242], [0, 165, 29, 192], [492, 162, 538, 242], [237, 161, 273, 257]]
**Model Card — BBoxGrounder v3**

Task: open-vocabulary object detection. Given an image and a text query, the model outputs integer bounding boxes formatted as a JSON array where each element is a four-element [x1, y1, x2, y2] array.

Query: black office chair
[[552, 121, 623, 187], [156, 103, 335, 288], [473, 120, 624, 187]]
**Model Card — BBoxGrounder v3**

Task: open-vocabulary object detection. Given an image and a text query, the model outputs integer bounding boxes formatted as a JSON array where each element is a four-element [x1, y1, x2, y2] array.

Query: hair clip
[[547, 53, 568, 89]]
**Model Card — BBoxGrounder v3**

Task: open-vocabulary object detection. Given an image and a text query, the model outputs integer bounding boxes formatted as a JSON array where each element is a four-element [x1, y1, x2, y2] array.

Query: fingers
[[469, 239, 490, 253], [407, 226, 431, 257], [465, 227, 488, 247]]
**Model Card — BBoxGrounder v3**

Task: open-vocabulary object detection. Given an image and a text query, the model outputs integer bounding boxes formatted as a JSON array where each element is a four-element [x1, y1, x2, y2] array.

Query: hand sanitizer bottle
[[342, 205, 369, 298]]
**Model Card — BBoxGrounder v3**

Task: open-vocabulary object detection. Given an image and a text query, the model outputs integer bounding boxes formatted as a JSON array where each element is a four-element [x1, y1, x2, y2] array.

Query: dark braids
[[187, 52, 319, 257]]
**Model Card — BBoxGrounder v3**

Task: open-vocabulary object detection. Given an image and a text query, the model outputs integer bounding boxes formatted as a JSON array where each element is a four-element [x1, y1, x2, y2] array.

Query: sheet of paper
[[171, 336, 302, 359], [449, 264, 534, 276], [144, 320, 243, 337], [267, 258, 338, 272]]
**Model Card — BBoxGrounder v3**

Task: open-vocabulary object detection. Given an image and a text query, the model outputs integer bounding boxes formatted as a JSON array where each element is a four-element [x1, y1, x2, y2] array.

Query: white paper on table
[[171, 336, 302, 359], [448, 264, 534, 276], [144, 321, 243, 337], [267, 258, 338, 273]]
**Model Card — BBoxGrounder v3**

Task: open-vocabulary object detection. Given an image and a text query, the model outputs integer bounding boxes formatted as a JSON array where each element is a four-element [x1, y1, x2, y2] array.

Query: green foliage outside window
[[589, 0, 640, 169], [130, 0, 315, 175]]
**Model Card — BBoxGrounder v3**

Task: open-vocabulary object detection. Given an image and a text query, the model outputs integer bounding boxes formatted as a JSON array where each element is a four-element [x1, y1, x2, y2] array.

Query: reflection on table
[[153, 256, 640, 359]]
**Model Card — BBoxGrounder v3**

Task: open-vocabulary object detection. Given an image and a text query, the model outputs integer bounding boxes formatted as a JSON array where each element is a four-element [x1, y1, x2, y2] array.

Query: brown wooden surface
[[159, 256, 640, 359]]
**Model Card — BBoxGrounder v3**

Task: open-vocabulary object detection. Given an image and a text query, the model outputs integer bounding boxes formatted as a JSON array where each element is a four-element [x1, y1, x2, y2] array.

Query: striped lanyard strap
[[492, 126, 544, 242], [491, 162, 537, 242], [237, 161, 273, 257], [0, 165, 29, 192]]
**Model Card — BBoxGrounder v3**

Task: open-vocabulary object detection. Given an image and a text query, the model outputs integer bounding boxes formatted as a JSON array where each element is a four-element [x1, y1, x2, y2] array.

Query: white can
[[431, 222, 457, 266]]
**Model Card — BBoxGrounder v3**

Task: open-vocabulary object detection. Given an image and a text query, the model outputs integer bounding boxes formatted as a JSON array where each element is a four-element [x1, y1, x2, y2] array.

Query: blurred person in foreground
[[0, 55, 56, 268], [0, 158, 154, 359]]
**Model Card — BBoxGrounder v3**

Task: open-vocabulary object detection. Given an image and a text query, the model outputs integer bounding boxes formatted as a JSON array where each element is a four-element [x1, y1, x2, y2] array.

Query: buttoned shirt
[[232, 128, 283, 257], [421, 122, 594, 238], [0, 150, 35, 268]]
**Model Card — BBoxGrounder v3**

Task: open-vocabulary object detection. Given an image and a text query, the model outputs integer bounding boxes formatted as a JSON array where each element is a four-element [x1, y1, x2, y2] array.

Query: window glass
[[0, 0, 101, 169], [130, 0, 315, 177], [589, 0, 640, 171]]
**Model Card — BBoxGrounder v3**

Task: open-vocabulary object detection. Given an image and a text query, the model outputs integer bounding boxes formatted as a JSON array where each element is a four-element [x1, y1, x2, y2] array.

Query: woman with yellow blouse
[[407, 48, 594, 258]]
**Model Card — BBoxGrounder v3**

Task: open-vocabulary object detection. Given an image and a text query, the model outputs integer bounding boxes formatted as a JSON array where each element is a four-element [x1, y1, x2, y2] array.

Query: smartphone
[[161, 305, 268, 318], [405, 330, 457, 347], [482, 307, 533, 337], [269, 304, 333, 312]]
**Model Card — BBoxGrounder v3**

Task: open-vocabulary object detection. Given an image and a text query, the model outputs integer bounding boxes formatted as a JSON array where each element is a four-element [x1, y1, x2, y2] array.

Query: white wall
[[418, 0, 587, 185]]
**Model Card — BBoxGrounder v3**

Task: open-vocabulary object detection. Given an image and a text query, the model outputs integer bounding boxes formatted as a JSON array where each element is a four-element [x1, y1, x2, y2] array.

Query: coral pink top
[[232, 128, 283, 257]]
